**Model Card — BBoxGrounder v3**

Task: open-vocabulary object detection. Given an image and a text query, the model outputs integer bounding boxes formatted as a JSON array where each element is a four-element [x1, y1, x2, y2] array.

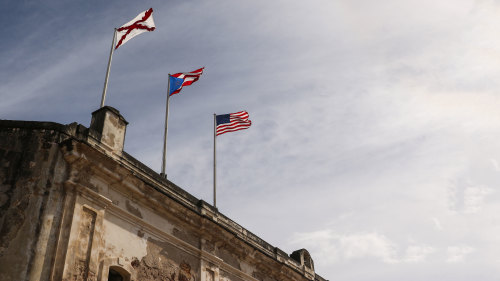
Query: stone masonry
[[0, 106, 328, 281]]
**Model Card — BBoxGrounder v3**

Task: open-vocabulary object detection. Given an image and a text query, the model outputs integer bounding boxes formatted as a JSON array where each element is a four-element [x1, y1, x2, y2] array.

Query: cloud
[[341, 233, 400, 263], [448, 182, 495, 214], [291, 229, 487, 266], [490, 159, 500, 172], [431, 218, 443, 231], [403, 245, 435, 263], [290, 230, 437, 265], [464, 186, 494, 214], [446, 246, 475, 263], [290, 230, 399, 264]]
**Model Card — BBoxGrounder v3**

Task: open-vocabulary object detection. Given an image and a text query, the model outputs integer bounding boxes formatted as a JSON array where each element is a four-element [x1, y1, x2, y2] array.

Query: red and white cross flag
[[115, 8, 156, 49]]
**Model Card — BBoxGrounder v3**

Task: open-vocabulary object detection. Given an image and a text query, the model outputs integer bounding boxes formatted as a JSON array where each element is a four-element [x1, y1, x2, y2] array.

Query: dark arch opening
[[108, 266, 130, 281]]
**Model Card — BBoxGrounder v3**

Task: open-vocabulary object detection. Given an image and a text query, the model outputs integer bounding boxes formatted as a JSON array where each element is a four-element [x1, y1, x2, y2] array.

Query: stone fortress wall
[[0, 107, 328, 281]]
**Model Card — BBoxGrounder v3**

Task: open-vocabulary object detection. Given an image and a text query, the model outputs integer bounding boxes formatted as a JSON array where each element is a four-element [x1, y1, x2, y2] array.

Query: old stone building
[[0, 107, 328, 281]]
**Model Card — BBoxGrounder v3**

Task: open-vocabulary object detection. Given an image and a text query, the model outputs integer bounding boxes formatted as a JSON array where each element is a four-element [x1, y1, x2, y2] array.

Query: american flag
[[216, 111, 252, 136], [169, 68, 204, 96], [115, 8, 156, 49]]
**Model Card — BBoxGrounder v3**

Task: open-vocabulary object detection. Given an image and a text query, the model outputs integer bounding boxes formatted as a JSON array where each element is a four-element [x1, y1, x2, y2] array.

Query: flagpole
[[213, 113, 217, 207], [100, 28, 117, 108], [161, 75, 171, 178]]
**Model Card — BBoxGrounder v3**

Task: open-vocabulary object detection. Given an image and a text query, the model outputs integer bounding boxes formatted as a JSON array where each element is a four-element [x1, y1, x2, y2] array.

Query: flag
[[115, 8, 156, 49], [216, 111, 252, 136], [169, 68, 205, 96]]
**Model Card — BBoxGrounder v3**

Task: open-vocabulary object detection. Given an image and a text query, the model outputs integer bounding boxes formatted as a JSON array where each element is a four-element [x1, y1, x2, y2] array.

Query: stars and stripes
[[216, 111, 252, 136], [115, 8, 156, 49], [169, 68, 205, 96]]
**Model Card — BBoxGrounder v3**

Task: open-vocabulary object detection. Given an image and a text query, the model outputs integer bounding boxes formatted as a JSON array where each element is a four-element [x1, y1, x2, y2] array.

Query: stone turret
[[89, 106, 128, 155]]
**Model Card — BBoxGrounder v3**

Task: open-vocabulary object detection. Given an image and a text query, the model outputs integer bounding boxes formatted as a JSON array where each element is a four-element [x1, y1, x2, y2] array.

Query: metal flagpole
[[100, 28, 117, 108], [161, 75, 171, 178], [213, 113, 217, 208]]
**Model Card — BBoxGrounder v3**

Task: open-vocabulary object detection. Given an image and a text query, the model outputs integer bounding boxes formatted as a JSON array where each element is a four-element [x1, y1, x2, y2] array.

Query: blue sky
[[2, 0, 500, 280]]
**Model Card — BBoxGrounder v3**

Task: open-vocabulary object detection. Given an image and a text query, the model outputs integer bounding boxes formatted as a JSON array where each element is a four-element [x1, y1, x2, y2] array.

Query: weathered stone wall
[[0, 124, 69, 281]]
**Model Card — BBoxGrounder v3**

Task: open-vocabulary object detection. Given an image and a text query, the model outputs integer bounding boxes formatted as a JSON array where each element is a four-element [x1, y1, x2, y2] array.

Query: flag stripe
[[217, 122, 251, 131], [216, 124, 251, 135], [216, 124, 251, 134], [216, 111, 252, 136]]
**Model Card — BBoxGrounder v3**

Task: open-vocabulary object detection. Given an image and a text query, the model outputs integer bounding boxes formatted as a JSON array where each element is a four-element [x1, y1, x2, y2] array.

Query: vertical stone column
[[76, 207, 97, 281], [61, 202, 107, 281]]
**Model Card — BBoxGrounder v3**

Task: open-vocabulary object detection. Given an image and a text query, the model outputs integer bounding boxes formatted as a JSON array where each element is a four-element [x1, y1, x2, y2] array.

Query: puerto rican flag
[[169, 68, 205, 96], [115, 8, 155, 49]]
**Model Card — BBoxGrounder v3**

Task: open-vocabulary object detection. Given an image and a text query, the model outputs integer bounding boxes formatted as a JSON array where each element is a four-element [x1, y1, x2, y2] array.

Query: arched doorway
[[107, 266, 130, 281]]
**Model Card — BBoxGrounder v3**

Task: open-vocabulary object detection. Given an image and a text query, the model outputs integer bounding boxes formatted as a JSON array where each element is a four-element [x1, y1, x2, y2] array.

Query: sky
[[2, 0, 500, 280]]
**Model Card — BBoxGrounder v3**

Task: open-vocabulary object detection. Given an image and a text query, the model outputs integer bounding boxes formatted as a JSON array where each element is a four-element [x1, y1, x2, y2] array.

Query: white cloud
[[490, 159, 500, 171], [403, 245, 435, 263], [431, 218, 444, 231], [291, 230, 440, 265], [447, 246, 475, 263], [464, 186, 494, 214], [341, 233, 400, 263], [290, 230, 399, 264], [447, 181, 495, 214]]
